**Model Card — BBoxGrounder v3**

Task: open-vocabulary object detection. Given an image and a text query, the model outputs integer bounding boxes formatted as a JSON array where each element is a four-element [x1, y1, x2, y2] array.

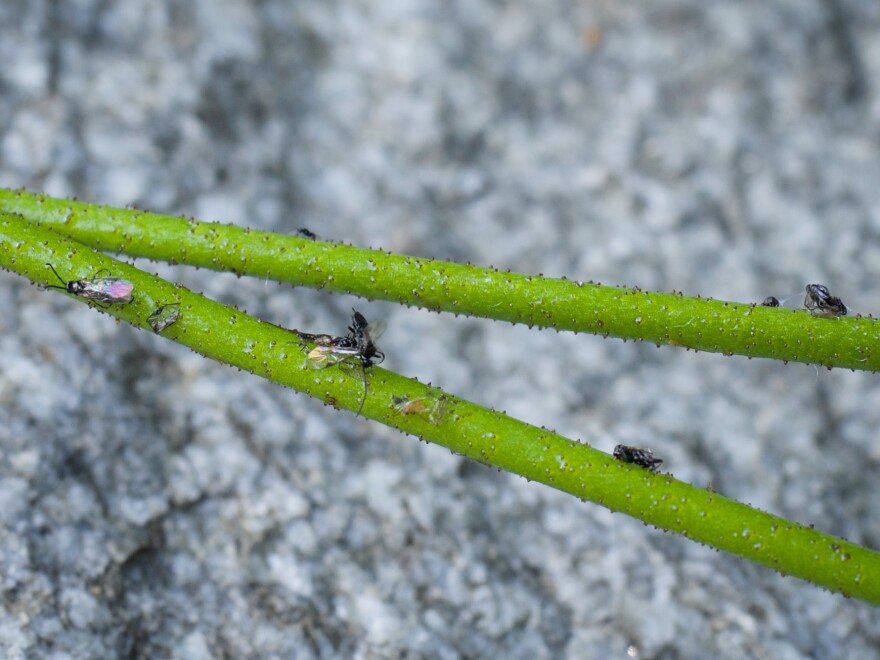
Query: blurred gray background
[[2, 1, 880, 657]]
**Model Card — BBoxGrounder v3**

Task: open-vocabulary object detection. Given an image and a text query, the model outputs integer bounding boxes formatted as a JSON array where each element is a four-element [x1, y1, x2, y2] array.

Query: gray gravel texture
[[2, 1, 880, 658]]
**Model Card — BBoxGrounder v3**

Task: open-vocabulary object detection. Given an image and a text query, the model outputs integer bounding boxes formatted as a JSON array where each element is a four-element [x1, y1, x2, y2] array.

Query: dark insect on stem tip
[[613, 444, 663, 473]]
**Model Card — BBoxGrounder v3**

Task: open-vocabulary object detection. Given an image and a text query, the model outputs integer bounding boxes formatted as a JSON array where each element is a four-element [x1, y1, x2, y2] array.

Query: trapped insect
[[804, 283, 847, 318], [613, 445, 663, 473], [147, 303, 181, 334], [392, 393, 448, 424], [761, 296, 780, 307], [296, 228, 318, 240], [292, 309, 385, 416], [44, 263, 134, 305]]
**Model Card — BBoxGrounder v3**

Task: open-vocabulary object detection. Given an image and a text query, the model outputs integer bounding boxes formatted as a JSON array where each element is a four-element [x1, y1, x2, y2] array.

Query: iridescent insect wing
[[307, 345, 345, 368], [305, 348, 370, 416], [291, 330, 343, 366], [86, 278, 134, 303], [106, 279, 135, 302]]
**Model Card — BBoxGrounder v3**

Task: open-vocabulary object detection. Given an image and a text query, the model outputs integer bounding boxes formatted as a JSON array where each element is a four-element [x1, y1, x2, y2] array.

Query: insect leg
[[356, 361, 369, 417]]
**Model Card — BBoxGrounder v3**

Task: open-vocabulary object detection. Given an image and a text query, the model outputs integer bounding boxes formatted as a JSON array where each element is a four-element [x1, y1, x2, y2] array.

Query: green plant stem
[[2, 189, 877, 372], [2, 212, 879, 605]]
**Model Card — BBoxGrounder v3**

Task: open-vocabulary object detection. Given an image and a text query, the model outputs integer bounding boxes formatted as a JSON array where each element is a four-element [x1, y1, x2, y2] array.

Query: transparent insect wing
[[148, 303, 181, 333], [104, 279, 135, 302], [394, 396, 426, 415], [307, 344, 361, 367], [307, 346, 342, 368], [86, 278, 135, 303], [357, 320, 386, 366], [364, 319, 386, 343], [394, 394, 448, 424]]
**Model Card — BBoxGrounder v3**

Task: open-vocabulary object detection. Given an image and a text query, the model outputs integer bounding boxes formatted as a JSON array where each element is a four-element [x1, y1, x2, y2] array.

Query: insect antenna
[[45, 263, 68, 291]]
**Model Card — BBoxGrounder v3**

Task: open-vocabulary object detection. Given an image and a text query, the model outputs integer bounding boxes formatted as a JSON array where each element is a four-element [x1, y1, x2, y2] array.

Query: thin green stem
[[1, 189, 877, 371], [2, 212, 879, 605]]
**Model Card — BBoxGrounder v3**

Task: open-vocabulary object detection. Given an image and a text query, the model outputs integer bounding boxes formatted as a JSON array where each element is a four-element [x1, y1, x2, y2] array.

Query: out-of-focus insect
[[147, 303, 181, 333], [292, 309, 385, 416], [44, 263, 134, 305], [804, 283, 847, 318], [392, 393, 448, 425], [761, 296, 780, 307], [296, 228, 318, 239], [613, 445, 663, 473]]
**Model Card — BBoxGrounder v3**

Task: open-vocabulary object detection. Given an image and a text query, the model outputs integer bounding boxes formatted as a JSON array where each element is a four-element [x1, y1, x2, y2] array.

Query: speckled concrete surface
[[2, 1, 880, 657]]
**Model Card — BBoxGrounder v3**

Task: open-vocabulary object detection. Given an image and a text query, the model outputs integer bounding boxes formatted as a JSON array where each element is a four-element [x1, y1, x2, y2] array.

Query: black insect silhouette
[[613, 445, 663, 473]]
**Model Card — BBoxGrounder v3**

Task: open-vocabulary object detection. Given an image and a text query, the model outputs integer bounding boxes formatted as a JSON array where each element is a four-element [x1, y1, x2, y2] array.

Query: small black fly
[[761, 296, 780, 307], [804, 284, 847, 318], [613, 445, 663, 473], [296, 228, 318, 240], [292, 309, 385, 416], [44, 263, 134, 305]]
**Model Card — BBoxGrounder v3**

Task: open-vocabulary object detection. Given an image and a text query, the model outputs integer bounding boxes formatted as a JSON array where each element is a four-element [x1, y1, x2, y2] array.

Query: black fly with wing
[[292, 309, 385, 416]]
